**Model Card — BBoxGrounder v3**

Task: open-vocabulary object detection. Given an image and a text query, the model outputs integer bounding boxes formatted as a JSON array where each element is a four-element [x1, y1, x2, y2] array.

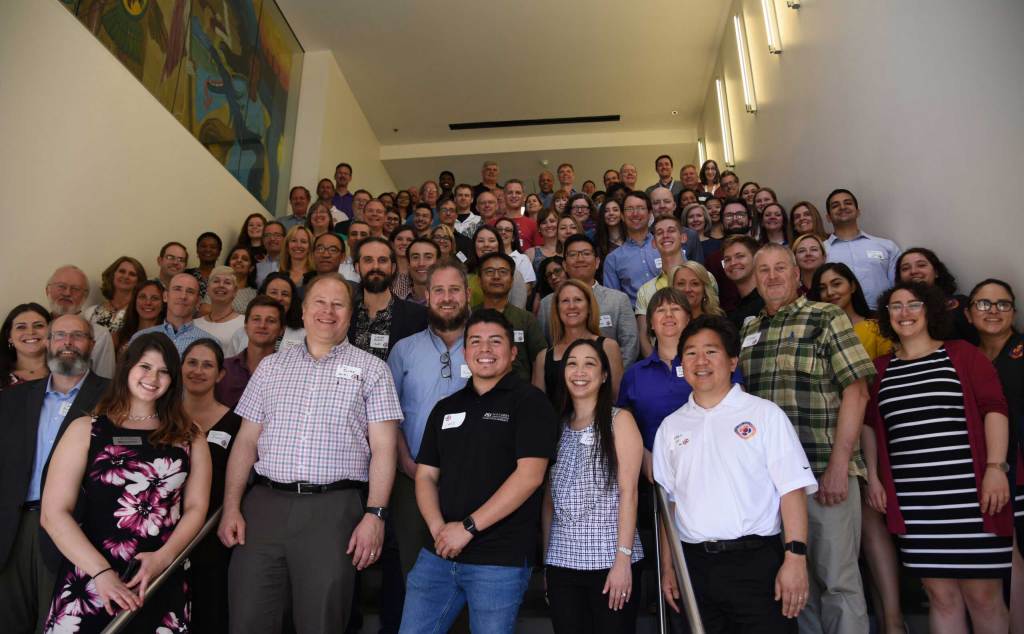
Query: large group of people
[[0, 155, 1021, 634]]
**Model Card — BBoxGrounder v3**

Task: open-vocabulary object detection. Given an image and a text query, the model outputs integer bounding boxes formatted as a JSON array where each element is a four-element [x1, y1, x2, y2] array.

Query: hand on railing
[[125, 551, 172, 599], [660, 561, 680, 613], [94, 570, 141, 616]]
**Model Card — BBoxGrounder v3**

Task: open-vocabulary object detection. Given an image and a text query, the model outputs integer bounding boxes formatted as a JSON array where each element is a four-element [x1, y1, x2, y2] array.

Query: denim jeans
[[398, 549, 532, 634]]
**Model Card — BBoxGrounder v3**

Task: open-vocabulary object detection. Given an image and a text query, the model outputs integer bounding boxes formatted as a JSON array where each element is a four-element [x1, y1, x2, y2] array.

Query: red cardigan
[[865, 339, 1013, 536]]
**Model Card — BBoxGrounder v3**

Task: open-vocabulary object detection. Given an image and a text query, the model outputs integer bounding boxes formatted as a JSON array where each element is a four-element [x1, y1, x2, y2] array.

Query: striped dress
[[878, 347, 1013, 578]]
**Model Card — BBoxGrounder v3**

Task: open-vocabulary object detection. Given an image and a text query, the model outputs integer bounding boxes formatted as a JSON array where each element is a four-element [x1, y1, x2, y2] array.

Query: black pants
[[546, 563, 642, 634], [682, 538, 796, 634]]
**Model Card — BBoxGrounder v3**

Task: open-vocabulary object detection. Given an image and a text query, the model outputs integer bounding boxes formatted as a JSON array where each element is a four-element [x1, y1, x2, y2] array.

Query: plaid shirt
[[235, 340, 403, 484], [738, 296, 875, 476], [352, 296, 395, 361]]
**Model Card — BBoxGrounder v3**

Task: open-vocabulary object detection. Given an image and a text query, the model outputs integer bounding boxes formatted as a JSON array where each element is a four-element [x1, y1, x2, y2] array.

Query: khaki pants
[[799, 476, 869, 634], [0, 509, 56, 634]]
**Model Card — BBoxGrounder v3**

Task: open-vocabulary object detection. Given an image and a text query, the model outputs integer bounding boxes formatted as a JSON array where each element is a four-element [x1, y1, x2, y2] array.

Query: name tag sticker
[[741, 332, 761, 348], [672, 433, 691, 450], [207, 430, 231, 449], [675, 366, 684, 378], [442, 412, 466, 430], [113, 436, 142, 446], [513, 330, 525, 343], [580, 430, 595, 446], [456, 252, 468, 263], [599, 314, 613, 328], [59, 402, 72, 417], [370, 333, 390, 349], [460, 364, 472, 379], [336, 364, 362, 380], [866, 250, 885, 260], [654, 257, 663, 269]]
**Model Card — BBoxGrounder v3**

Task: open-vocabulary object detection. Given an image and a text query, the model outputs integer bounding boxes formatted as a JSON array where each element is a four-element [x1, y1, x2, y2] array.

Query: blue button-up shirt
[[603, 232, 703, 307], [133, 321, 216, 356], [27, 373, 88, 502], [825, 231, 901, 309], [617, 351, 743, 450], [255, 255, 280, 287], [387, 328, 469, 458]]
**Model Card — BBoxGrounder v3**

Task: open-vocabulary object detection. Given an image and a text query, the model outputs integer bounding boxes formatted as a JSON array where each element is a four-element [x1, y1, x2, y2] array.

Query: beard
[[47, 347, 90, 376], [361, 270, 394, 293], [428, 304, 469, 333], [724, 224, 751, 236]]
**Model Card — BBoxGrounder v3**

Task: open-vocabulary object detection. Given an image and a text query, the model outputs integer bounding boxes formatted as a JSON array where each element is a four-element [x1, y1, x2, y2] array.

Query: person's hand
[[93, 568, 141, 615], [218, 508, 246, 547], [980, 468, 1010, 515], [602, 557, 633, 611], [347, 514, 384, 570], [774, 553, 808, 618], [125, 551, 171, 599], [815, 463, 849, 506], [660, 564, 680, 613], [866, 474, 887, 514], [434, 521, 473, 559]]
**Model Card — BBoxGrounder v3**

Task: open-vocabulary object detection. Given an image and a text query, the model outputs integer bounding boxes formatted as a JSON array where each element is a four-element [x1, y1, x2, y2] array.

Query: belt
[[23, 500, 41, 511], [255, 475, 364, 495], [686, 534, 777, 554]]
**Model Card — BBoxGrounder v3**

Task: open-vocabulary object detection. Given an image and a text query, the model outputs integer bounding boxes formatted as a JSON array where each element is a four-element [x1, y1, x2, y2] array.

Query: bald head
[[46, 265, 90, 316]]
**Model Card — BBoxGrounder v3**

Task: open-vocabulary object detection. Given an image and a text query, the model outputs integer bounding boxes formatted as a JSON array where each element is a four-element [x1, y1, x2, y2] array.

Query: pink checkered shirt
[[235, 339, 403, 484]]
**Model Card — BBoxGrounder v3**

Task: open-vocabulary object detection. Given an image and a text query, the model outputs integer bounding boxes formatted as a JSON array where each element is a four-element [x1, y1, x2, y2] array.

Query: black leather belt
[[685, 534, 777, 554], [255, 475, 364, 494], [23, 500, 41, 511]]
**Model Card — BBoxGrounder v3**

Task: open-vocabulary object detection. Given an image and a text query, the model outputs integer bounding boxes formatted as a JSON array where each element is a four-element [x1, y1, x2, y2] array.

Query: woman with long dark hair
[[0, 303, 50, 389], [542, 338, 643, 632], [235, 213, 268, 262], [595, 199, 625, 259], [40, 333, 211, 633], [530, 255, 566, 317], [114, 280, 166, 354], [223, 245, 258, 313], [897, 247, 978, 343], [699, 160, 720, 194]]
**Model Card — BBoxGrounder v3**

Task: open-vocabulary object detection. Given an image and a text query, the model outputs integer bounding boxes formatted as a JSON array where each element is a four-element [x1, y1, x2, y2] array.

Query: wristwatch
[[986, 462, 1010, 473], [617, 546, 633, 557], [784, 541, 807, 556], [365, 506, 389, 521], [462, 515, 479, 536]]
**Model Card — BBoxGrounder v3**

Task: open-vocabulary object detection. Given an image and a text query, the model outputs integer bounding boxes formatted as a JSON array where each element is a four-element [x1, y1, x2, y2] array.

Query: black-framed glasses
[[971, 299, 1015, 313], [440, 351, 452, 379]]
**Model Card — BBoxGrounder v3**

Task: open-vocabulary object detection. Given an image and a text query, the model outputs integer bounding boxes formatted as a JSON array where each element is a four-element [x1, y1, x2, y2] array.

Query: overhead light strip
[[762, 0, 782, 53], [715, 78, 735, 167], [733, 15, 757, 113], [697, 138, 707, 166]]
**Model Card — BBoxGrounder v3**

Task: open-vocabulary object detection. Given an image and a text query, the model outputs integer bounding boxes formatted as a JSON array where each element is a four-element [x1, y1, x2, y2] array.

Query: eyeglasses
[[48, 282, 87, 295], [622, 206, 647, 213], [433, 236, 451, 243], [565, 249, 594, 259], [570, 205, 590, 212], [51, 330, 92, 342], [971, 299, 1014, 313], [887, 301, 925, 313], [314, 245, 342, 255], [545, 268, 565, 280], [481, 267, 512, 278], [723, 212, 747, 220], [263, 232, 284, 239], [440, 351, 452, 379], [161, 255, 187, 264]]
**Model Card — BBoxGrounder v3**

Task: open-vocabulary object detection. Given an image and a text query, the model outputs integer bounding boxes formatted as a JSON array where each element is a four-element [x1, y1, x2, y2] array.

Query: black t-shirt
[[993, 333, 1023, 469], [727, 288, 765, 330], [417, 372, 557, 566]]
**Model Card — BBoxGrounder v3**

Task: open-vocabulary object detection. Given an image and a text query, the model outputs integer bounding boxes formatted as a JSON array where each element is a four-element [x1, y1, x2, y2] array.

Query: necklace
[[126, 412, 159, 421], [208, 308, 236, 323]]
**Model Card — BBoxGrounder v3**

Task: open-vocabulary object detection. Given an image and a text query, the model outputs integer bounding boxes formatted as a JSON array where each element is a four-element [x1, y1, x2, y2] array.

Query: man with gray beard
[[45, 265, 116, 378], [0, 314, 109, 632]]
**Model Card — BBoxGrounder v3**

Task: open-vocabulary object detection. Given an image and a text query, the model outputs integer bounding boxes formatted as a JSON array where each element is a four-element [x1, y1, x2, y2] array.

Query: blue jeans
[[398, 549, 532, 634]]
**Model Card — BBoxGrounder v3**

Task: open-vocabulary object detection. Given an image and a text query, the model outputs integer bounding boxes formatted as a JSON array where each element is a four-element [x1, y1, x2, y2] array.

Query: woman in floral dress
[[40, 332, 212, 633]]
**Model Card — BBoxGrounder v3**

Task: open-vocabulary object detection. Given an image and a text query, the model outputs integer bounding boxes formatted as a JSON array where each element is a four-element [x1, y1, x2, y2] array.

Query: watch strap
[[462, 515, 479, 535], [366, 506, 388, 520], [784, 540, 807, 555]]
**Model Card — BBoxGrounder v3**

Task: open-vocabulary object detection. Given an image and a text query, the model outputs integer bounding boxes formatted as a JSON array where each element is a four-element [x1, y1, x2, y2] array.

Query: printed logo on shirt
[[482, 412, 510, 423], [734, 422, 756, 440], [1011, 343, 1023, 360]]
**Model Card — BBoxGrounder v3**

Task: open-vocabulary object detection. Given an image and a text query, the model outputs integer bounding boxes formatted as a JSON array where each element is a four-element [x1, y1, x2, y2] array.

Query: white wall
[[290, 51, 395, 197], [0, 0, 267, 315], [699, 0, 1024, 309]]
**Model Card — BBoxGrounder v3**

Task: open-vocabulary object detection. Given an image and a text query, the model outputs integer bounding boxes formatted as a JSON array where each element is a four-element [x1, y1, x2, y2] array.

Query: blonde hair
[[670, 262, 725, 317], [549, 279, 601, 343], [279, 226, 315, 274]]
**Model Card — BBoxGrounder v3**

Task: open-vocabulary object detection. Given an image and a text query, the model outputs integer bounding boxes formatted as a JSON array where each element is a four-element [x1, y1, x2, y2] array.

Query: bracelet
[[92, 567, 113, 580]]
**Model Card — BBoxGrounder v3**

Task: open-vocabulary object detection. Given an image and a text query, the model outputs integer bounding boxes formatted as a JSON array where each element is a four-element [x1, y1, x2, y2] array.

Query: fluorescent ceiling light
[[733, 15, 757, 113], [715, 78, 735, 167], [762, 0, 782, 53], [697, 138, 707, 166]]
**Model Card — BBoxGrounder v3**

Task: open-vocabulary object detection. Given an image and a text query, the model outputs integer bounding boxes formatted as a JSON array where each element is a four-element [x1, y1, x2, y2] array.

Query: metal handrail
[[101, 507, 223, 634], [654, 485, 705, 634]]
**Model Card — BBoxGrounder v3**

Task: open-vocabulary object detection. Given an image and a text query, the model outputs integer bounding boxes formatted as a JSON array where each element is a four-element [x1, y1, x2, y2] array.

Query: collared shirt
[[537, 282, 639, 369], [255, 255, 280, 286], [537, 191, 554, 210], [454, 212, 481, 238], [825, 231, 900, 309], [278, 215, 306, 231], [738, 296, 876, 476], [727, 288, 765, 331], [332, 191, 354, 215], [387, 328, 468, 458], [473, 303, 547, 382], [338, 257, 360, 283], [603, 234, 703, 307], [235, 340, 402, 484], [27, 373, 88, 501], [653, 385, 818, 543], [214, 350, 253, 409], [618, 352, 744, 450], [634, 271, 670, 316], [351, 296, 395, 361], [133, 321, 216, 356]]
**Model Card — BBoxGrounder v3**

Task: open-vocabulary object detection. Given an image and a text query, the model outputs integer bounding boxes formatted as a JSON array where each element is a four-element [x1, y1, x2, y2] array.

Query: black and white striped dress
[[878, 347, 1013, 578]]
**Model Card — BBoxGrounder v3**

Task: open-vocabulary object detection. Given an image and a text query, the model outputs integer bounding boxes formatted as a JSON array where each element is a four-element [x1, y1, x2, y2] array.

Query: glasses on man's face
[[971, 299, 1015, 313], [264, 232, 284, 240], [622, 206, 647, 213], [48, 282, 86, 295], [440, 351, 452, 379], [314, 245, 342, 255], [51, 330, 91, 342], [565, 249, 594, 260], [887, 301, 925, 313], [723, 212, 747, 220], [482, 267, 512, 278], [162, 255, 187, 264]]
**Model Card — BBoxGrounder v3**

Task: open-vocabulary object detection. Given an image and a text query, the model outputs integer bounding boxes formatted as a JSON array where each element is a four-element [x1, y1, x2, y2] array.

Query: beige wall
[[0, 1, 267, 315], [290, 51, 395, 197], [699, 0, 1024, 315]]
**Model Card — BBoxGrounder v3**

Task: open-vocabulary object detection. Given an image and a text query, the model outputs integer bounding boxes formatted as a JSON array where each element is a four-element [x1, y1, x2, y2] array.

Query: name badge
[[866, 250, 885, 260], [675, 366, 684, 378], [59, 402, 72, 417], [456, 252, 468, 263], [513, 330, 524, 343], [113, 436, 142, 446], [460, 364, 472, 379], [336, 364, 362, 380], [654, 257, 663, 269], [579, 430, 595, 446], [207, 430, 232, 449], [370, 333, 390, 349], [599, 314, 613, 328], [741, 332, 761, 348], [442, 412, 466, 430], [672, 433, 691, 450]]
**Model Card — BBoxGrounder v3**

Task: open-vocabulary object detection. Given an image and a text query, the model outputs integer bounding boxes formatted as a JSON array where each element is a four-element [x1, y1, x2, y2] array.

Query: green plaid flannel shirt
[[738, 296, 876, 477]]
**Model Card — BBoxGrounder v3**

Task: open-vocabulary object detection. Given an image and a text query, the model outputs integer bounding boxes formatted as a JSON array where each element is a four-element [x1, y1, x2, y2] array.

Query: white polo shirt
[[653, 384, 817, 543]]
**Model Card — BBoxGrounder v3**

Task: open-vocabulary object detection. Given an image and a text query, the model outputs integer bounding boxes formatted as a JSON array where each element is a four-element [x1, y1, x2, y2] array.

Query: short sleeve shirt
[[235, 340, 403, 484], [738, 296, 876, 476], [417, 373, 558, 566]]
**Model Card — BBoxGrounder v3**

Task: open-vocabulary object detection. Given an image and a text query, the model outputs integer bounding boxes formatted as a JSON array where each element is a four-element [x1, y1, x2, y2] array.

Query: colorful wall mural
[[60, 0, 303, 213]]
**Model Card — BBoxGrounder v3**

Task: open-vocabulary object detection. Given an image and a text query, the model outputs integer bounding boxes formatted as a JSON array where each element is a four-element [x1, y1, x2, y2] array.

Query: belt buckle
[[296, 481, 315, 495], [703, 540, 723, 554]]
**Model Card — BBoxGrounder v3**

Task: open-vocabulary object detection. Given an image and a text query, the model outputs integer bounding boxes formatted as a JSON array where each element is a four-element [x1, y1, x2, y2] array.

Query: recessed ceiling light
[[671, 110, 679, 116]]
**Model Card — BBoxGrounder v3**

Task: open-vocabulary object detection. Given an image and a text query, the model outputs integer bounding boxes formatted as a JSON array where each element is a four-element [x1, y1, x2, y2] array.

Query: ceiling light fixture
[[697, 138, 707, 166], [733, 15, 757, 113], [762, 0, 782, 53], [786, 1, 801, 8], [715, 78, 735, 167]]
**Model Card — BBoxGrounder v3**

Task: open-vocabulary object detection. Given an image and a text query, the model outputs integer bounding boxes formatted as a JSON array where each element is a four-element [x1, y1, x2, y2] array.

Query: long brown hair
[[94, 332, 195, 446]]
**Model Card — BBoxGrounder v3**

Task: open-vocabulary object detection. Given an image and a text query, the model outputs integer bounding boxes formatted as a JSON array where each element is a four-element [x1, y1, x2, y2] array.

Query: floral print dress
[[44, 415, 192, 634]]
